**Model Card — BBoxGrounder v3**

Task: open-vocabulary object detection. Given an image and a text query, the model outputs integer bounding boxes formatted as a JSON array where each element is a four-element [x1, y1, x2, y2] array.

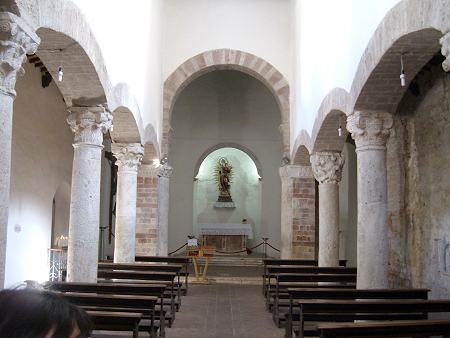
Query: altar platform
[[198, 223, 253, 255]]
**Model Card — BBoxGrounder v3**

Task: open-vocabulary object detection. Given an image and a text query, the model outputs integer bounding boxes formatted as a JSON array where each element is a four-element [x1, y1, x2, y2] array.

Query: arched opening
[[168, 70, 282, 253], [193, 147, 262, 252]]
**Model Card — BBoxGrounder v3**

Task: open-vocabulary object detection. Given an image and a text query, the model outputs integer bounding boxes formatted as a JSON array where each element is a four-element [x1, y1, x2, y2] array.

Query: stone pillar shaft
[[67, 107, 112, 282], [347, 110, 393, 289], [112, 143, 143, 263], [311, 152, 344, 267], [157, 164, 173, 256], [0, 12, 39, 288]]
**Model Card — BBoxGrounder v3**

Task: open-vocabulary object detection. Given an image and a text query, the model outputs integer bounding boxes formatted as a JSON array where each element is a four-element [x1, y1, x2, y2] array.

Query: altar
[[198, 223, 253, 255]]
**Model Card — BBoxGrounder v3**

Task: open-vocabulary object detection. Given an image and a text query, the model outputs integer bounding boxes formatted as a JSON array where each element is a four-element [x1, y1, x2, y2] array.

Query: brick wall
[[135, 165, 159, 255], [291, 177, 316, 259]]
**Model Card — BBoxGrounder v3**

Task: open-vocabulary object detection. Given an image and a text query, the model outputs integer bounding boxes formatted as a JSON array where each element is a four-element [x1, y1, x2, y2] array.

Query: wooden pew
[[317, 319, 450, 338], [86, 310, 142, 338], [57, 292, 158, 338], [272, 273, 357, 326], [46, 282, 170, 336], [262, 259, 347, 295], [135, 256, 190, 295], [265, 266, 356, 304], [97, 270, 178, 319], [285, 288, 430, 338], [98, 262, 183, 307], [295, 299, 450, 338]]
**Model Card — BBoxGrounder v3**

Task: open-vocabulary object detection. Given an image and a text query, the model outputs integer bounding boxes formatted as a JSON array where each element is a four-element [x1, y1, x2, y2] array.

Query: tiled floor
[[166, 284, 284, 338]]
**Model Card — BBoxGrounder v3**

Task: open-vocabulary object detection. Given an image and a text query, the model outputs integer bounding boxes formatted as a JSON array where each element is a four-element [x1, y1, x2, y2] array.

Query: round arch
[[193, 143, 263, 179], [162, 48, 291, 158]]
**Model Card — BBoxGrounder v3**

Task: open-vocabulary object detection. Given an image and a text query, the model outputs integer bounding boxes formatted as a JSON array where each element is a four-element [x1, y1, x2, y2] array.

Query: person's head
[[0, 289, 92, 338]]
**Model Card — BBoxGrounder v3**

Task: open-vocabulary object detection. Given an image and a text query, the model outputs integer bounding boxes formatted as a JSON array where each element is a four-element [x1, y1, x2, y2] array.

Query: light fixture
[[153, 158, 161, 167], [337, 116, 343, 137], [160, 156, 168, 165], [58, 66, 64, 82], [400, 54, 406, 87]]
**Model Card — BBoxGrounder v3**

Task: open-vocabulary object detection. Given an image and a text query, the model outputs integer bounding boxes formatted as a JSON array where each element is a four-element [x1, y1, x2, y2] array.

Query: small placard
[[188, 238, 198, 246]]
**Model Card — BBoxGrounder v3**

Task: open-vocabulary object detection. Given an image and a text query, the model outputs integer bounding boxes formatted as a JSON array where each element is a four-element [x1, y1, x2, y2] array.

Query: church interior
[[1, 0, 450, 337]]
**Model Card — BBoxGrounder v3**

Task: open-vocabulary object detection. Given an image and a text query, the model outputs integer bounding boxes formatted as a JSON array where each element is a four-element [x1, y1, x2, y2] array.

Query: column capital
[[346, 111, 393, 151], [310, 152, 345, 184], [279, 165, 313, 180], [67, 106, 113, 147], [112, 143, 144, 173], [440, 31, 450, 72], [0, 12, 40, 97], [157, 164, 173, 178]]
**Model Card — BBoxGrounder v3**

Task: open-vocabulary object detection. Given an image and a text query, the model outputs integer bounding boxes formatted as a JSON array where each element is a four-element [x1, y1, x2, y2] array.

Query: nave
[[165, 284, 283, 338]]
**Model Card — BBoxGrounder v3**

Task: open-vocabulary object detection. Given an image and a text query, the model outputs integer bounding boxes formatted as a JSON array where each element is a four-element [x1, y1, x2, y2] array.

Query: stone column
[[157, 164, 173, 256], [280, 165, 315, 259], [347, 111, 393, 289], [440, 31, 450, 72], [0, 13, 39, 288], [112, 143, 143, 263], [310, 152, 344, 267], [66, 107, 113, 282]]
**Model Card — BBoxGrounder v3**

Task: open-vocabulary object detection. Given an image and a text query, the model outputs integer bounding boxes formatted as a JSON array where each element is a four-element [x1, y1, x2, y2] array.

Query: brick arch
[[311, 88, 350, 153], [291, 130, 313, 166], [162, 49, 290, 158], [349, 0, 450, 114], [12, 0, 146, 144]]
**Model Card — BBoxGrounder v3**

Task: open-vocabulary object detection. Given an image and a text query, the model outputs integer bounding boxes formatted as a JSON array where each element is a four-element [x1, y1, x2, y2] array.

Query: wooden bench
[[87, 310, 142, 338], [98, 262, 183, 307], [265, 266, 356, 302], [285, 288, 430, 338], [97, 270, 178, 319], [262, 259, 347, 295], [135, 256, 190, 295], [317, 319, 450, 338], [272, 273, 357, 326], [56, 292, 159, 338], [46, 282, 171, 336], [295, 299, 450, 338]]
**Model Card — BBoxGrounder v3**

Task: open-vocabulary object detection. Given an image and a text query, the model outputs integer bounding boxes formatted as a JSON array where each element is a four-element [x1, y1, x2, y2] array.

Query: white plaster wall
[[293, 0, 401, 142], [193, 148, 262, 247], [53, 182, 71, 247], [169, 70, 282, 251], [161, 0, 293, 84], [72, 0, 163, 136], [5, 63, 73, 287]]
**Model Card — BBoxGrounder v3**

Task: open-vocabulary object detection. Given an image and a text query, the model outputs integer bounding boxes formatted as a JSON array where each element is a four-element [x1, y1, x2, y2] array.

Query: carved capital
[[346, 111, 393, 151], [67, 106, 113, 147], [157, 164, 173, 179], [0, 12, 40, 97], [112, 143, 144, 173], [310, 152, 344, 184], [279, 165, 313, 180], [440, 32, 450, 72]]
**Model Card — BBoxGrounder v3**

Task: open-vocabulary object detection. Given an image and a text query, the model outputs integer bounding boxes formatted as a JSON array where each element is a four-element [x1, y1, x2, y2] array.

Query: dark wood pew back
[[295, 299, 450, 338], [135, 256, 190, 294], [317, 319, 450, 338]]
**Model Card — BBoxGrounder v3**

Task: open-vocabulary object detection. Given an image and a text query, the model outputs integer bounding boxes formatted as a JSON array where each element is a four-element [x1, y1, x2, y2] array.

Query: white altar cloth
[[198, 223, 253, 239]]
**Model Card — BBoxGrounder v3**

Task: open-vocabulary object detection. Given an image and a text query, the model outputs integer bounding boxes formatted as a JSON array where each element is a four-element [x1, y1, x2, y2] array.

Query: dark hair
[[0, 289, 92, 338]]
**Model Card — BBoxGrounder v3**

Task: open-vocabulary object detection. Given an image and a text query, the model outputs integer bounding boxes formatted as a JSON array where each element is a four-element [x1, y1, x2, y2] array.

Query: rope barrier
[[267, 242, 280, 252], [168, 239, 280, 255], [168, 242, 187, 255]]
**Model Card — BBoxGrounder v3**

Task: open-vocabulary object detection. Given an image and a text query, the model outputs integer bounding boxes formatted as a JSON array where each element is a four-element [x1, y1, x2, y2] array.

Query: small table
[[187, 245, 215, 282]]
